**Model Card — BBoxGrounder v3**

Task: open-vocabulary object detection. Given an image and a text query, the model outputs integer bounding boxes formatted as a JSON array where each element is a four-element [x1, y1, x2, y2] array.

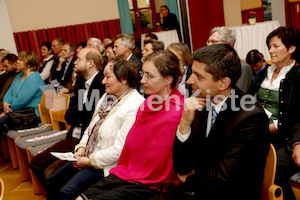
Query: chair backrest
[[49, 93, 71, 132], [0, 178, 4, 200], [261, 144, 283, 200], [38, 90, 56, 124]]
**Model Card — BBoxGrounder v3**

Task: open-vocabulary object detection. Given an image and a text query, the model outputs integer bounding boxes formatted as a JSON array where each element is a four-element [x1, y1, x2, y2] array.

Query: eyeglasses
[[139, 71, 156, 80], [206, 39, 224, 45]]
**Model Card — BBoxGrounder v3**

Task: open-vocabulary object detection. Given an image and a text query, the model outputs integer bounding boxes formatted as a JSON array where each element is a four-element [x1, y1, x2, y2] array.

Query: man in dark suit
[[30, 47, 105, 191], [50, 42, 77, 90], [0, 54, 18, 113], [113, 34, 142, 71], [169, 44, 270, 200], [160, 5, 181, 41], [113, 34, 144, 95]]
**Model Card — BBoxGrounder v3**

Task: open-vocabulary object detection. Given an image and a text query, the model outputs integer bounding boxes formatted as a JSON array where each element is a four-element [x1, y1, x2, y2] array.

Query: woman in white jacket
[[46, 58, 145, 200]]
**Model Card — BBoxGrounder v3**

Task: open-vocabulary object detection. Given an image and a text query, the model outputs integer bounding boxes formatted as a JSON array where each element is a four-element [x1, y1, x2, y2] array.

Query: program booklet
[[50, 152, 78, 162]]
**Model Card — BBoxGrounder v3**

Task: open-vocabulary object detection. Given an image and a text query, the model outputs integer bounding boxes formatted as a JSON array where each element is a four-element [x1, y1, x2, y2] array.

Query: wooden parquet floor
[[0, 160, 46, 200]]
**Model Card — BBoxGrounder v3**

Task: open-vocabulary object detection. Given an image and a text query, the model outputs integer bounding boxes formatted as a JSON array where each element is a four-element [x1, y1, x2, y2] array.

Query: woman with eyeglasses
[[76, 50, 184, 200]]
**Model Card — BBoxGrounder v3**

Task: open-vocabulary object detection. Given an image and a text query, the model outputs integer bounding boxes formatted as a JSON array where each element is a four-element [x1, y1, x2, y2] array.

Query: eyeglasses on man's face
[[206, 39, 224, 45]]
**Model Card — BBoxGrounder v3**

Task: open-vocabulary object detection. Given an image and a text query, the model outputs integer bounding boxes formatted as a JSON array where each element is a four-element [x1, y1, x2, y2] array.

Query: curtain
[[117, 0, 133, 34], [166, 0, 180, 23], [187, 0, 225, 50]]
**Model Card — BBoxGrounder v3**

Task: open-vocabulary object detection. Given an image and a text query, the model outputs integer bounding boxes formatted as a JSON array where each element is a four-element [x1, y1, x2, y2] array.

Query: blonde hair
[[18, 51, 39, 71]]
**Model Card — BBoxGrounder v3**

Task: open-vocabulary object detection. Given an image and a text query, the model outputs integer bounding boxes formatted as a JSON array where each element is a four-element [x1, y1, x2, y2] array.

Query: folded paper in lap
[[50, 152, 78, 162]]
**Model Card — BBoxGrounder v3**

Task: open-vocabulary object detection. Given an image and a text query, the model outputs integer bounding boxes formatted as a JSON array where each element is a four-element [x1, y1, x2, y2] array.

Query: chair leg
[[26, 147, 45, 195], [7, 136, 19, 169], [0, 136, 10, 160], [15, 144, 30, 181]]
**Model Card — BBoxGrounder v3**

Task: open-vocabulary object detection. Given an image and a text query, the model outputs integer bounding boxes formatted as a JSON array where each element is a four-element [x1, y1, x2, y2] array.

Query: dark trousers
[[0, 115, 10, 127], [30, 138, 78, 190], [276, 147, 298, 200], [81, 175, 159, 200], [47, 162, 103, 200]]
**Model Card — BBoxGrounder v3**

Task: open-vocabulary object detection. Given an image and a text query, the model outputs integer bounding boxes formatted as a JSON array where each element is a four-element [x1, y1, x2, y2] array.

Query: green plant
[[139, 13, 149, 29]]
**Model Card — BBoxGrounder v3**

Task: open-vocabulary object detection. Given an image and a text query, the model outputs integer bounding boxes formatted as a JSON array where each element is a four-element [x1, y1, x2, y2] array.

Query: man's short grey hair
[[103, 38, 112, 44], [210, 27, 236, 47], [89, 37, 104, 53], [114, 34, 134, 50]]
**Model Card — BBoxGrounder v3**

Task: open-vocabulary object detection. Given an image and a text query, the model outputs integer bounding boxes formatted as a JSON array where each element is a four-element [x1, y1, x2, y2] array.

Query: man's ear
[[87, 60, 94, 69], [218, 77, 231, 90]]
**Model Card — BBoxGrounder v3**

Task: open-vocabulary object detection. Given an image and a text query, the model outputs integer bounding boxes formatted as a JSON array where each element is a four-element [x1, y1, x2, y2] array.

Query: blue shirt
[[3, 72, 45, 117]]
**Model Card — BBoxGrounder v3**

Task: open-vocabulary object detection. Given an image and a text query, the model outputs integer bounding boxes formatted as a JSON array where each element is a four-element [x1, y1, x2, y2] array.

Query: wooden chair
[[6, 90, 55, 169], [14, 93, 70, 182], [49, 93, 71, 132], [0, 178, 4, 200], [38, 90, 56, 124], [261, 144, 283, 200], [26, 93, 71, 194]]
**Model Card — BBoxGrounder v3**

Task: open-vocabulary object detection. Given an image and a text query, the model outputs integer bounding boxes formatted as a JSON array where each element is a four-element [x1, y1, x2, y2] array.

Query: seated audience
[[158, 43, 270, 200], [103, 38, 112, 47], [0, 51, 44, 127], [0, 49, 9, 76], [51, 38, 64, 59], [50, 42, 77, 93], [104, 43, 115, 62], [30, 47, 105, 191], [248, 26, 300, 200], [39, 42, 55, 81], [167, 42, 192, 96], [113, 34, 142, 71], [87, 37, 106, 65], [87, 37, 104, 54], [113, 34, 143, 95], [76, 42, 87, 56], [0, 54, 19, 113], [130, 34, 142, 59], [76, 50, 184, 200], [144, 33, 158, 42], [141, 40, 165, 62], [246, 49, 270, 78], [207, 26, 253, 93], [0, 49, 7, 68], [46, 58, 144, 200]]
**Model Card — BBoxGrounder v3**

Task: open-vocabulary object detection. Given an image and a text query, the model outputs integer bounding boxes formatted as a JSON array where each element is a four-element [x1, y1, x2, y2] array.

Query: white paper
[[26, 130, 67, 142], [50, 152, 77, 162], [17, 123, 52, 133]]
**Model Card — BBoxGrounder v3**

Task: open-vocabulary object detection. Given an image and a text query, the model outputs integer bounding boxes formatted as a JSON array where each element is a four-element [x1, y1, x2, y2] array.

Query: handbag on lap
[[7, 107, 39, 130]]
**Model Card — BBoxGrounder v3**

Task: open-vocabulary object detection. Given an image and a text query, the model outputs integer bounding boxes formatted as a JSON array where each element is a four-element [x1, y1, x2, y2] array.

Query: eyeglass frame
[[206, 39, 225, 45], [139, 71, 158, 80]]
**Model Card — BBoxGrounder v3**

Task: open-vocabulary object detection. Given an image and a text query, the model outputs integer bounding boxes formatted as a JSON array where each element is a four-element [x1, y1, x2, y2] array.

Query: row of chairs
[[5, 90, 71, 194]]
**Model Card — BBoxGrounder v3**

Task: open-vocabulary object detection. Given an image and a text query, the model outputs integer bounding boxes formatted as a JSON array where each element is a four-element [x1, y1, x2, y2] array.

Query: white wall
[[272, 0, 285, 26], [0, 0, 17, 54], [223, 0, 242, 27], [6, 0, 119, 32]]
